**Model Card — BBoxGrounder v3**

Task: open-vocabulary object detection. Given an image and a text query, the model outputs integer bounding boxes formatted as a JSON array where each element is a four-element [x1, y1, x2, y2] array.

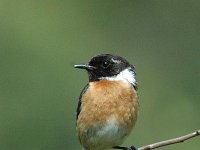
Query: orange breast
[[76, 80, 138, 147]]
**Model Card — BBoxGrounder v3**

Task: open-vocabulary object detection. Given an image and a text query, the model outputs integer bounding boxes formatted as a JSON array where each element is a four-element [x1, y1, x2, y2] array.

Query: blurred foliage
[[0, 0, 199, 150]]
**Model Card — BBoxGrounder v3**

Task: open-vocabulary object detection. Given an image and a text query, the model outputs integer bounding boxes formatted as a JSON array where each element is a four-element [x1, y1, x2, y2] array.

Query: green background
[[0, 1, 199, 150]]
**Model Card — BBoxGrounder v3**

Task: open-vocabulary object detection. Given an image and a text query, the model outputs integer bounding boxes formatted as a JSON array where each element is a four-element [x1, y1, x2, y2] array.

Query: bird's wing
[[76, 83, 89, 121]]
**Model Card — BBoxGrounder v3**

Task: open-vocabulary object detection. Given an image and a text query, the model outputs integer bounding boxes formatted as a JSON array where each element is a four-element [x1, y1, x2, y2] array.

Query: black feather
[[76, 84, 89, 121]]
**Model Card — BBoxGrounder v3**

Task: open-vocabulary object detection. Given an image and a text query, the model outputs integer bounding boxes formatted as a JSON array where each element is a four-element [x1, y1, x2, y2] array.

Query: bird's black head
[[74, 54, 137, 87]]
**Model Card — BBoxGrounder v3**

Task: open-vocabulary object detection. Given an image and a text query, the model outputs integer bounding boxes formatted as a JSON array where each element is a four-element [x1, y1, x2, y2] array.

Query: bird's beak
[[74, 64, 96, 70]]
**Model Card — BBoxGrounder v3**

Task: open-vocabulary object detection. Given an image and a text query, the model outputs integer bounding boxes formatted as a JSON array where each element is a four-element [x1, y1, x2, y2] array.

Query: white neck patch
[[100, 67, 136, 86]]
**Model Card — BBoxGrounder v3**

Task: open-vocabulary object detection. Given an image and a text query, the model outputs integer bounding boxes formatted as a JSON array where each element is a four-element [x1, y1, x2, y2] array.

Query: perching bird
[[74, 54, 138, 150]]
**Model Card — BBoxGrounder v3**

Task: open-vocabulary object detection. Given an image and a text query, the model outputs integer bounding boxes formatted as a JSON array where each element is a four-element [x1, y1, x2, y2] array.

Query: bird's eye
[[102, 61, 110, 68]]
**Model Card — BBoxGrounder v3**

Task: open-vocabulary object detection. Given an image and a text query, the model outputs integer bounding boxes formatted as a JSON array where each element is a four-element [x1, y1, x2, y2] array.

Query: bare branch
[[137, 129, 200, 150]]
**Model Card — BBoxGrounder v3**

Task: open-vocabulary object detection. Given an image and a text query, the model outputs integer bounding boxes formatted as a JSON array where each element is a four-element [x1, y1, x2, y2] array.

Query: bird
[[74, 54, 139, 150]]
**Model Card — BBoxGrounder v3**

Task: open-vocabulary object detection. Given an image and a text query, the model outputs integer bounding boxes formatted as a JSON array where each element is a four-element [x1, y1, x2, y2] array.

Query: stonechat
[[74, 54, 138, 150]]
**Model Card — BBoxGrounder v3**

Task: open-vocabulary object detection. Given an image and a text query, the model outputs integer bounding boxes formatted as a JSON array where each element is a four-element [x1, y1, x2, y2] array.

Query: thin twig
[[137, 129, 200, 150]]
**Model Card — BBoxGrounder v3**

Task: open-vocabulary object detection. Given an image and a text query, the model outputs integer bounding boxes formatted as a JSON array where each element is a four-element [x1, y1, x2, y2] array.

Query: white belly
[[84, 116, 129, 150]]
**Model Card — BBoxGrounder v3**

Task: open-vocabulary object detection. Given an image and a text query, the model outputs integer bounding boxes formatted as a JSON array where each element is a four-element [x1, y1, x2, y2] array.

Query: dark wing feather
[[129, 65, 138, 91], [76, 83, 89, 120]]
